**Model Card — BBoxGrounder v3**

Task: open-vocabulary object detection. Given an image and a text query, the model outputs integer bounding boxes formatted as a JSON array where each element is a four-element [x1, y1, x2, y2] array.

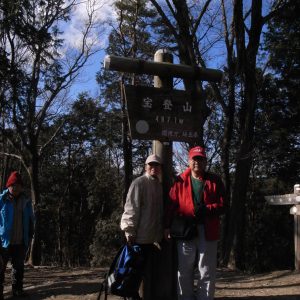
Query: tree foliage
[[0, 0, 104, 264]]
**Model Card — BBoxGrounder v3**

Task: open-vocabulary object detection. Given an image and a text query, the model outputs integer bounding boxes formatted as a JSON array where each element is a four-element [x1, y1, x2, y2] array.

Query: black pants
[[136, 244, 160, 300], [0, 245, 26, 292]]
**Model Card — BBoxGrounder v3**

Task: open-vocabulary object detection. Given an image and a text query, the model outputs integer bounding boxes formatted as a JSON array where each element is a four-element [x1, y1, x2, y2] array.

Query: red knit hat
[[6, 171, 23, 188], [188, 146, 206, 159]]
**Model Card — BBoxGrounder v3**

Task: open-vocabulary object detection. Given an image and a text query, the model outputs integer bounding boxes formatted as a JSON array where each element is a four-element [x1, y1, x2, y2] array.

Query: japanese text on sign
[[125, 85, 202, 142]]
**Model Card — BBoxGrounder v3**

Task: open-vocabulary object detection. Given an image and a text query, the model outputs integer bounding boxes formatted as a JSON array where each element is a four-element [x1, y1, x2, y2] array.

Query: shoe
[[12, 289, 28, 297]]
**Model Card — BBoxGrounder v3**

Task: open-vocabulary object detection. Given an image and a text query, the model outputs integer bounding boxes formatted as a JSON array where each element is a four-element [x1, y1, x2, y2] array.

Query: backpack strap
[[97, 245, 128, 300], [108, 245, 126, 274]]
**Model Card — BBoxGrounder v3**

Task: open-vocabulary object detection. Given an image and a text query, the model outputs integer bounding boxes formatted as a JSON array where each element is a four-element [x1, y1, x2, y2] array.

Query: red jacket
[[167, 168, 226, 241]]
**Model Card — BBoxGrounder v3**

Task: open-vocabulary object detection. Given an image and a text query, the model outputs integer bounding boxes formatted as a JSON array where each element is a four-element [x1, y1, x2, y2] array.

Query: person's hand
[[126, 235, 136, 246], [164, 228, 171, 241]]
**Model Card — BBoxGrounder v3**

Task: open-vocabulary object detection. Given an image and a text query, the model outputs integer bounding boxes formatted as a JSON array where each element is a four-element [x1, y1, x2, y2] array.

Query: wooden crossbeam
[[104, 55, 223, 82]]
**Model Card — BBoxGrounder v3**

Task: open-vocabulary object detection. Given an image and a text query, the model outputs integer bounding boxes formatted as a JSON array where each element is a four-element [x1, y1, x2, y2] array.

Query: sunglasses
[[148, 162, 161, 167], [191, 156, 206, 161]]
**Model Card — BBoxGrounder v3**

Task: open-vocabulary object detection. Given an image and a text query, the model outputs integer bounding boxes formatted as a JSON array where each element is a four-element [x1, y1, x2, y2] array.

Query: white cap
[[145, 154, 162, 165]]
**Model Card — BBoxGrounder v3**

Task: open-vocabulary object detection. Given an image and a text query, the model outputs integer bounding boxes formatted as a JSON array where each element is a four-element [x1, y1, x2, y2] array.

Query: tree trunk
[[173, 1, 207, 145], [121, 79, 133, 205], [219, 23, 237, 259], [221, 0, 264, 269], [0, 152, 9, 190], [223, 65, 258, 268], [220, 75, 236, 264], [28, 153, 42, 265]]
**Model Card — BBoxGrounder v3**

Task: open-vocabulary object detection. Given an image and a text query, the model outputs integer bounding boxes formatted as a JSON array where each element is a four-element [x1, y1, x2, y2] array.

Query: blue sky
[[61, 0, 115, 99], [66, 0, 272, 100], [69, 51, 105, 98]]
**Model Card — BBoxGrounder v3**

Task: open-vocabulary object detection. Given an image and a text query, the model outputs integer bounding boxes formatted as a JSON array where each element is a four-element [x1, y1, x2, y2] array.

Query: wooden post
[[153, 49, 173, 188], [294, 207, 300, 270], [151, 49, 175, 300], [290, 184, 300, 270]]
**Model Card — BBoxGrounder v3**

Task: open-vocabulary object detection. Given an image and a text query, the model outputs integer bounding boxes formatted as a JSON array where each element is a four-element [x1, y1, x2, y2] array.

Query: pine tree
[[97, 0, 161, 202]]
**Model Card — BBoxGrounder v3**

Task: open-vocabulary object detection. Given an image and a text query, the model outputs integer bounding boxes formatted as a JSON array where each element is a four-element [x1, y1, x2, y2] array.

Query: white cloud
[[56, 0, 118, 97], [61, 0, 116, 50]]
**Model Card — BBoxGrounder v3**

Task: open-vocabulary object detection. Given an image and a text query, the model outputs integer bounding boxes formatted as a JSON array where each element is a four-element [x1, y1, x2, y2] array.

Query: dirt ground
[[2, 266, 300, 299]]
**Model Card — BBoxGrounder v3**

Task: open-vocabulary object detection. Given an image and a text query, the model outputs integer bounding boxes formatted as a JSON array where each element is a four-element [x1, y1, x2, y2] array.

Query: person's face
[[8, 184, 23, 197], [145, 162, 161, 177], [189, 156, 207, 174]]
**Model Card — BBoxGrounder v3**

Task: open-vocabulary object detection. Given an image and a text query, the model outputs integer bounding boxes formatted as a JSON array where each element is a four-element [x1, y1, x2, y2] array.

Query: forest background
[[0, 0, 299, 273]]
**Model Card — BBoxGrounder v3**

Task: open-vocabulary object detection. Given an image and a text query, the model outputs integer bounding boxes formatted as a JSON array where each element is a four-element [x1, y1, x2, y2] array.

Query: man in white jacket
[[120, 154, 163, 300]]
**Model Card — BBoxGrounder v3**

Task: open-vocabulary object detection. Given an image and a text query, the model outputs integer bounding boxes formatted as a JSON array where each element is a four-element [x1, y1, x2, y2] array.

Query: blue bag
[[97, 244, 144, 300]]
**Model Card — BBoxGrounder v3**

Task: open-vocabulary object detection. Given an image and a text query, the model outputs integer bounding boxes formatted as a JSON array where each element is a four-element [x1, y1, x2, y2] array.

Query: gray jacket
[[120, 173, 163, 244]]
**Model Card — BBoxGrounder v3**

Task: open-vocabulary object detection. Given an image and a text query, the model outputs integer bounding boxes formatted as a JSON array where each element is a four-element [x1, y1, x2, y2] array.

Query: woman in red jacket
[[165, 146, 226, 300]]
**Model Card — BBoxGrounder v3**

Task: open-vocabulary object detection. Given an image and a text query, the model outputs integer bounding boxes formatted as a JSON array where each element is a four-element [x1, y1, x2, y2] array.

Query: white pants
[[177, 225, 218, 300]]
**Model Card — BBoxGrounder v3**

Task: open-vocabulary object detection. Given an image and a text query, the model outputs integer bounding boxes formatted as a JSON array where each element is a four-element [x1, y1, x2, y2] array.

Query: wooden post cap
[[290, 206, 298, 215], [290, 205, 300, 215], [294, 184, 300, 195]]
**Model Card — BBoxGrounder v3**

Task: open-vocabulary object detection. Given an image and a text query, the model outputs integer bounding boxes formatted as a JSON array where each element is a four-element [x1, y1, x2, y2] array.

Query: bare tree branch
[[0, 152, 23, 161], [149, 0, 178, 39], [39, 119, 66, 157], [191, 0, 212, 37]]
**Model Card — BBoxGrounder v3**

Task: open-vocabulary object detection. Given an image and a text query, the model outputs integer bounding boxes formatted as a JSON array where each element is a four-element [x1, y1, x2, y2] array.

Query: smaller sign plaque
[[125, 85, 202, 142], [265, 194, 300, 205]]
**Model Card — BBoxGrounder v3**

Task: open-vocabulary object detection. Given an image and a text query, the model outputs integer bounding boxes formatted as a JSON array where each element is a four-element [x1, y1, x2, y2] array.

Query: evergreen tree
[[97, 0, 160, 203], [0, 0, 102, 265], [262, 0, 300, 182], [234, 0, 300, 271], [92, 0, 168, 264], [37, 93, 124, 265]]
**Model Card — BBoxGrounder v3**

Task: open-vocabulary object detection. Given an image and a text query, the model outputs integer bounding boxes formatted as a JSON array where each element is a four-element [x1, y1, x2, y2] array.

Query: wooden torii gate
[[104, 49, 223, 300], [265, 184, 300, 271]]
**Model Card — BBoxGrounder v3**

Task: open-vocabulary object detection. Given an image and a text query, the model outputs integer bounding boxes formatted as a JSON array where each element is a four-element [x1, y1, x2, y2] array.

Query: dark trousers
[[0, 245, 26, 292], [137, 244, 160, 300]]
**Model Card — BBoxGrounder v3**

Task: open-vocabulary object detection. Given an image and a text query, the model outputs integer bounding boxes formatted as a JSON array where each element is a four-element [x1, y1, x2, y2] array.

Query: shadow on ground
[[2, 266, 300, 299], [218, 297, 300, 300]]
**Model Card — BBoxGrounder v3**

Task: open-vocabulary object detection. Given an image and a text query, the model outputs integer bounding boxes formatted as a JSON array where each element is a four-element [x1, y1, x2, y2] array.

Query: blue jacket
[[0, 189, 35, 248]]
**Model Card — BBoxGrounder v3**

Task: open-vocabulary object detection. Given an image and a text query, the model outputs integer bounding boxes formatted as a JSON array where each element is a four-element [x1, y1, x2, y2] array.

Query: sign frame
[[125, 85, 203, 143]]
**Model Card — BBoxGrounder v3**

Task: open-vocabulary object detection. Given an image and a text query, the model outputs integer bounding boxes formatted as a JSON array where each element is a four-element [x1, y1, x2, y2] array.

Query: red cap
[[6, 171, 23, 188], [188, 146, 206, 160]]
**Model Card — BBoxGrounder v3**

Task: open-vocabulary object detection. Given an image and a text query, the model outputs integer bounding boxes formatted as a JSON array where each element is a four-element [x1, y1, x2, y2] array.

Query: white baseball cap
[[145, 154, 162, 165]]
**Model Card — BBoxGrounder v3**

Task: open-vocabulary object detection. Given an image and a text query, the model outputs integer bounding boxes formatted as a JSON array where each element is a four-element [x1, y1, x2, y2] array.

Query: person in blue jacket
[[0, 171, 35, 299]]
